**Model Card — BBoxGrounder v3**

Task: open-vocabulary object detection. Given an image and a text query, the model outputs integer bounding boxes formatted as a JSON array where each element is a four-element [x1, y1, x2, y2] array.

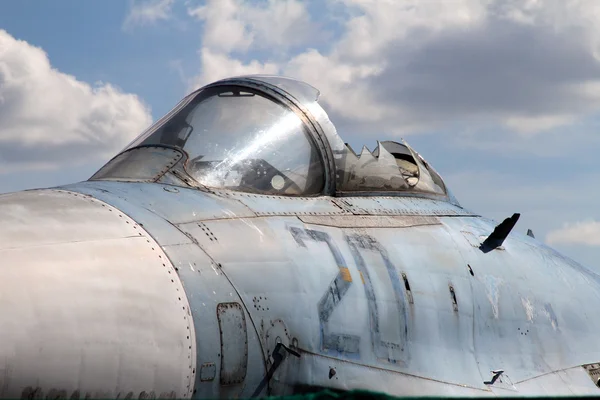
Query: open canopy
[[91, 75, 457, 204]]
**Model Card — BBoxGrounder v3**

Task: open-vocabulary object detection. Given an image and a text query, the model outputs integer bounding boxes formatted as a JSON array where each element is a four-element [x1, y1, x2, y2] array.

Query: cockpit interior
[[90, 75, 457, 204]]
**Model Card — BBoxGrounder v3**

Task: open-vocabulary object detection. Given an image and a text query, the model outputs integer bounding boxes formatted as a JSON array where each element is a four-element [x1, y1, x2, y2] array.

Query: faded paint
[[521, 297, 535, 322], [483, 275, 503, 319], [1, 74, 599, 399], [543, 304, 559, 331], [298, 215, 440, 228], [217, 302, 249, 386], [54, 175, 600, 397], [0, 190, 195, 399]]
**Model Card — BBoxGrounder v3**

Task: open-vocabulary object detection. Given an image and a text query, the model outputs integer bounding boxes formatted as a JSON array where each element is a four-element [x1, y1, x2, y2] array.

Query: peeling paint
[[521, 297, 535, 322], [543, 304, 559, 330], [483, 275, 503, 318]]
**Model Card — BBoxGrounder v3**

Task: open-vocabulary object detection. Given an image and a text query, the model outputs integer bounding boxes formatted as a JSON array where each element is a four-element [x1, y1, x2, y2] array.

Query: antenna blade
[[480, 213, 520, 253]]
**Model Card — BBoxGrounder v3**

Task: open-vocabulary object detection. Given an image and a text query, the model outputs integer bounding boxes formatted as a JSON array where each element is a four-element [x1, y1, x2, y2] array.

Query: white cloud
[[190, 48, 279, 89], [546, 221, 600, 246], [0, 30, 152, 169], [187, 0, 322, 90], [503, 115, 577, 134], [174, 0, 600, 267], [188, 0, 317, 53], [123, 0, 174, 29], [284, 49, 386, 123], [186, 0, 600, 138], [334, 0, 489, 60]]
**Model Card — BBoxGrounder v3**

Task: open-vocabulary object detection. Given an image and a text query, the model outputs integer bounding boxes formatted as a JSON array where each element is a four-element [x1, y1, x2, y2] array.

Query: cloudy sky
[[1, 0, 599, 267]]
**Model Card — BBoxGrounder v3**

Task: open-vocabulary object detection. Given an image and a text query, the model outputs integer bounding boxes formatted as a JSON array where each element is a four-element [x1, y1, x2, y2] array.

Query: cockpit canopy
[[91, 75, 457, 204]]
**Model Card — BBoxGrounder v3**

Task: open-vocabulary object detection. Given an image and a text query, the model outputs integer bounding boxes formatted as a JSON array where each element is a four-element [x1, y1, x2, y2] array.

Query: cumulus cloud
[[187, 0, 600, 137], [190, 48, 279, 90], [123, 0, 175, 29], [546, 221, 600, 246], [188, 0, 318, 53], [187, 0, 323, 89], [0, 30, 152, 169]]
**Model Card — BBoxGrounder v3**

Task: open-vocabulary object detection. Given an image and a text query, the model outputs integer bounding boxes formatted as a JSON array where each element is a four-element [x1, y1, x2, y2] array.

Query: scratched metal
[[515, 365, 600, 395], [0, 190, 195, 399], [443, 216, 600, 389], [60, 184, 194, 246], [217, 302, 249, 386], [285, 350, 491, 397], [127, 183, 600, 397], [61, 181, 256, 224], [5, 73, 600, 399], [298, 215, 440, 228], [221, 191, 349, 216], [144, 239, 266, 399], [335, 196, 476, 216], [182, 217, 483, 390]]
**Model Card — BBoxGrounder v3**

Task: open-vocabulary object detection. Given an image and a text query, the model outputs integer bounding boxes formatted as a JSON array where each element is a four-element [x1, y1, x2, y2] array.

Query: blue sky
[[0, 0, 599, 268]]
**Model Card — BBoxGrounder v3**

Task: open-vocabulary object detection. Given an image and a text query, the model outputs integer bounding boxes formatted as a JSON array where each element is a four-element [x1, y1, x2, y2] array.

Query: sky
[[0, 0, 599, 268]]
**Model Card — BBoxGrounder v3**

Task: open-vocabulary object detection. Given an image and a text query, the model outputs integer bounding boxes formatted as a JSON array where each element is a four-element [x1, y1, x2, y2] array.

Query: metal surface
[[0, 190, 195, 399], [200, 363, 217, 382], [584, 363, 600, 387], [155, 241, 266, 399], [3, 74, 600, 399], [335, 196, 474, 216], [62, 180, 256, 224], [298, 215, 440, 228], [222, 191, 349, 216], [217, 303, 249, 386]]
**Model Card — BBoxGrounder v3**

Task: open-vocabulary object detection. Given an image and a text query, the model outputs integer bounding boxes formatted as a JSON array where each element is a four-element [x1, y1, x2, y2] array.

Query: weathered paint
[[3, 72, 600, 399], [217, 302, 249, 386], [0, 190, 195, 398], [51, 180, 600, 397]]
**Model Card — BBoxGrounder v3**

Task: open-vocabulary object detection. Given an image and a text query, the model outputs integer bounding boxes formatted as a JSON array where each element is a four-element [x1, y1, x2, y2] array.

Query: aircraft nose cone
[[0, 189, 195, 399]]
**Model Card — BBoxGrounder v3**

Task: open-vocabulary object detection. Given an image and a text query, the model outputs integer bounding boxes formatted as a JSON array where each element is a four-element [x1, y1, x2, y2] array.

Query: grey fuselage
[[1, 75, 599, 399], [1, 181, 599, 398]]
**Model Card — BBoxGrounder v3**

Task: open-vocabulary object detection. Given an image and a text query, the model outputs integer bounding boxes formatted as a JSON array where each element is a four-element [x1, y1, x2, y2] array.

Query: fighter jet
[[1, 75, 600, 399]]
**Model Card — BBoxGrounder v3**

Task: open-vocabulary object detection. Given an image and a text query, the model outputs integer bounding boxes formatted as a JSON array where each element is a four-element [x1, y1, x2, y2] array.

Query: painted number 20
[[289, 227, 407, 363]]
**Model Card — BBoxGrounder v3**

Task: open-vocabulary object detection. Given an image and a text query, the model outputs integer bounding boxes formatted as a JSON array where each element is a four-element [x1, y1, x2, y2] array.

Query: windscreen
[[135, 86, 325, 195]]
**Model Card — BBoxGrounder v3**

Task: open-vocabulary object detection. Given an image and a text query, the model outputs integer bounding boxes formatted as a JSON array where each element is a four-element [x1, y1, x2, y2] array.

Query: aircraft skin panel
[[284, 350, 492, 396], [0, 189, 150, 248], [0, 190, 195, 399], [59, 181, 600, 397], [441, 217, 600, 385], [6, 73, 600, 399], [155, 242, 267, 399], [515, 365, 600, 395], [185, 217, 485, 392], [223, 191, 351, 217], [60, 184, 197, 247], [297, 214, 440, 228], [61, 182, 473, 223], [62, 181, 256, 225], [331, 196, 475, 217]]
